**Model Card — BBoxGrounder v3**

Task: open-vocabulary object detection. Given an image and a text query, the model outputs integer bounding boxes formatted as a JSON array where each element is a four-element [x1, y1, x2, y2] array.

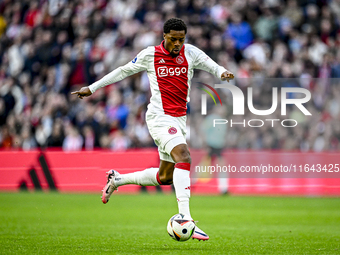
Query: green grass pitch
[[0, 192, 339, 254]]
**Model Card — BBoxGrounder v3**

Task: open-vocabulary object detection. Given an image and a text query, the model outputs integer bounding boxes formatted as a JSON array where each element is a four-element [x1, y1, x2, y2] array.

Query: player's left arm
[[192, 46, 234, 82]]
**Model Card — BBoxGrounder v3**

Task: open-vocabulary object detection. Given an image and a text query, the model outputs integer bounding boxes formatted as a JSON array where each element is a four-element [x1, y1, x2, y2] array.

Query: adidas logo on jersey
[[159, 59, 165, 63]]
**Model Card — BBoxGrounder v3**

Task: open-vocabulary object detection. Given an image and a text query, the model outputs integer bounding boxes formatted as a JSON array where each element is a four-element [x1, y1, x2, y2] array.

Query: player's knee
[[179, 153, 191, 163], [175, 150, 191, 163], [171, 145, 191, 163]]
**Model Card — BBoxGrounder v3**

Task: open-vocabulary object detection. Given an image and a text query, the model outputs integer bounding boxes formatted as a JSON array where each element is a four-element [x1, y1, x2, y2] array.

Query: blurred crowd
[[0, 0, 339, 152]]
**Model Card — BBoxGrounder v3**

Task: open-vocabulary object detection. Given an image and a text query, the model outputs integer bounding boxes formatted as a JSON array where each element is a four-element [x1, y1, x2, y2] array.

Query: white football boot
[[192, 225, 209, 241], [101, 170, 120, 204]]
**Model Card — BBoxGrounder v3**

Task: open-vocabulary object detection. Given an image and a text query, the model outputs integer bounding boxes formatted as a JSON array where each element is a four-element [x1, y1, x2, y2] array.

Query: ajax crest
[[168, 127, 177, 134], [176, 56, 184, 64]]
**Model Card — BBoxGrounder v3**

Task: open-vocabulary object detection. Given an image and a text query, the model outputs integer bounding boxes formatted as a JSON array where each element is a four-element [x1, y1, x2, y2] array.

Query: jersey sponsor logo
[[159, 59, 165, 63], [157, 66, 187, 77], [132, 57, 137, 63], [168, 126, 177, 134], [176, 56, 184, 64]]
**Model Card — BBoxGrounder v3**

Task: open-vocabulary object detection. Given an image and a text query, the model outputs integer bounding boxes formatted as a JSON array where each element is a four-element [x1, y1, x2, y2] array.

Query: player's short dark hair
[[163, 18, 187, 34]]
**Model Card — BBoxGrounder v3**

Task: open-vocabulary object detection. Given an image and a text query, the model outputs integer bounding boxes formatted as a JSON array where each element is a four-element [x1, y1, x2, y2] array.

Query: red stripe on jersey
[[154, 41, 189, 117]]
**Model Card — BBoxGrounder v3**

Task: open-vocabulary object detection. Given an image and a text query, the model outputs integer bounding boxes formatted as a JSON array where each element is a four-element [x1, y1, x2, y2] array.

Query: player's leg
[[102, 153, 178, 204], [114, 167, 161, 187], [168, 143, 192, 218], [101, 113, 177, 203], [168, 142, 209, 241], [101, 166, 165, 204], [111, 159, 175, 188], [157, 160, 175, 184], [155, 142, 194, 217]]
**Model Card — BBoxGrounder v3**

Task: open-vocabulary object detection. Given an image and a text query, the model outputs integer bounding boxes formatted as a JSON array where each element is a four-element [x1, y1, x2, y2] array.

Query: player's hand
[[71, 87, 92, 99], [221, 71, 234, 82]]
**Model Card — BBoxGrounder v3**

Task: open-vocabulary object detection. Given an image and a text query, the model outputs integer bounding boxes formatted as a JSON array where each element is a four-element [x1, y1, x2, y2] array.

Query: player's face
[[163, 30, 186, 57]]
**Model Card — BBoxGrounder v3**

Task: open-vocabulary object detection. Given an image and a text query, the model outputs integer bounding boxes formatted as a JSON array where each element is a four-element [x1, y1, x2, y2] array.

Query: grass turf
[[0, 192, 339, 254]]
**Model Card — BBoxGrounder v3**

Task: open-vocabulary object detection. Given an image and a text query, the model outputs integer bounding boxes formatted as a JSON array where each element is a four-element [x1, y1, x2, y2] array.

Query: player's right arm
[[71, 49, 149, 98]]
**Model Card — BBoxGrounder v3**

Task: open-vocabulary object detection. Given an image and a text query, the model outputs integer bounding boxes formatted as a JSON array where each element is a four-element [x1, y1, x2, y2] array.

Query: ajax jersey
[[89, 41, 227, 117]]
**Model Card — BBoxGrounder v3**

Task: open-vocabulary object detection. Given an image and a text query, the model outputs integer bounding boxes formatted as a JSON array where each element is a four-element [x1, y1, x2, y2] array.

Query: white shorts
[[146, 112, 187, 163]]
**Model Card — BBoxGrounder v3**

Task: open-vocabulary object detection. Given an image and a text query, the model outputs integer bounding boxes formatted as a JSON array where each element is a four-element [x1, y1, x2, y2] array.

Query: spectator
[[224, 12, 253, 50], [47, 120, 64, 147], [62, 125, 83, 151], [110, 129, 130, 151], [21, 125, 37, 150], [82, 125, 95, 150], [282, 0, 303, 27], [254, 8, 278, 42], [106, 90, 129, 129]]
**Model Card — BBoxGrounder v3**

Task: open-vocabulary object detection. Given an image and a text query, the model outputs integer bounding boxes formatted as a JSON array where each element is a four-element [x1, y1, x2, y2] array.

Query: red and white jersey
[[89, 41, 227, 117]]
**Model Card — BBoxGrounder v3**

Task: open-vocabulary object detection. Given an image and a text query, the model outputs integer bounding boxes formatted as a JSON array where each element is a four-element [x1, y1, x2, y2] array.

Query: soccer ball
[[167, 213, 195, 241]]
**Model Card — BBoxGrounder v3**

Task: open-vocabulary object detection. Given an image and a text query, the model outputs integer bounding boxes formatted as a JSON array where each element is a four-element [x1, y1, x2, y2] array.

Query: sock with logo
[[173, 163, 191, 219], [114, 168, 161, 187]]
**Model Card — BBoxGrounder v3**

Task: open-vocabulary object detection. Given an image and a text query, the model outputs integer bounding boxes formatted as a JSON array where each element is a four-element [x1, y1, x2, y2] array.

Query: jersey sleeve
[[89, 49, 149, 93], [192, 46, 227, 79]]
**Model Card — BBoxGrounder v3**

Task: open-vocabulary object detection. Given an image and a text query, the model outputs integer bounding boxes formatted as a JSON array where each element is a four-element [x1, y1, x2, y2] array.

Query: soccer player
[[71, 18, 234, 241]]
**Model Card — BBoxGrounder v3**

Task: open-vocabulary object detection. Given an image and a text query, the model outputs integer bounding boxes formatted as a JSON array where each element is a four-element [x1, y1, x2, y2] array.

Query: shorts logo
[[168, 127, 177, 134], [176, 56, 184, 64], [132, 57, 137, 63]]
